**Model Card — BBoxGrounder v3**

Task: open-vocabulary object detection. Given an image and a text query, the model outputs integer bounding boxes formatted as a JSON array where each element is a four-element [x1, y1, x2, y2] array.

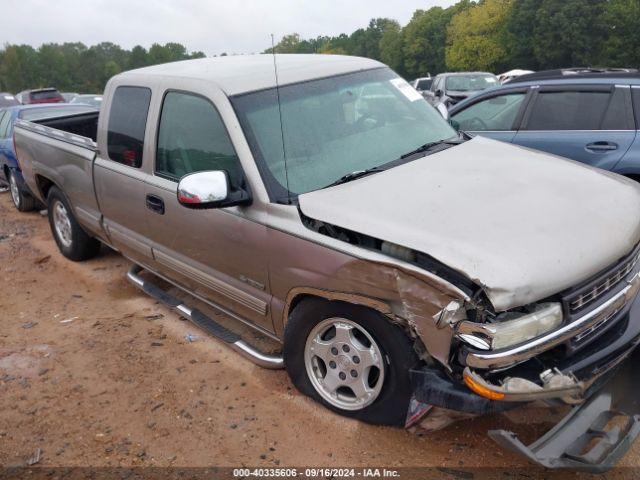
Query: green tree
[[379, 21, 404, 73], [403, 1, 471, 78], [446, 0, 515, 72], [599, 0, 640, 67], [533, 0, 607, 68], [504, 0, 542, 70]]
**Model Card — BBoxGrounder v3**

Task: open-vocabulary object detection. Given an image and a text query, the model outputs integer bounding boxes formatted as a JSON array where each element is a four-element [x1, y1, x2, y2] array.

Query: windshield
[[232, 68, 455, 199], [445, 74, 498, 92], [416, 79, 432, 90], [31, 90, 63, 100]]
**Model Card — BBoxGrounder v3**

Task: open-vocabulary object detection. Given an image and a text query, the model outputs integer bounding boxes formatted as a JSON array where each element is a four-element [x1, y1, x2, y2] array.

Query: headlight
[[456, 302, 563, 351]]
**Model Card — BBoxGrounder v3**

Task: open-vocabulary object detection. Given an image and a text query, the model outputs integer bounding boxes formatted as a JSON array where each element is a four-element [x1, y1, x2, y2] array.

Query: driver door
[[450, 88, 531, 143], [142, 88, 274, 333]]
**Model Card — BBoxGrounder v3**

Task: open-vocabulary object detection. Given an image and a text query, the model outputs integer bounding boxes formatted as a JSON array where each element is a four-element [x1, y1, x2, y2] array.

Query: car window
[[445, 75, 498, 92], [107, 86, 151, 168], [524, 90, 611, 131], [601, 87, 635, 130], [633, 88, 640, 130], [416, 79, 432, 90], [452, 93, 525, 131], [156, 91, 242, 185], [0, 111, 12, 138], [232, 68, 456, 198]]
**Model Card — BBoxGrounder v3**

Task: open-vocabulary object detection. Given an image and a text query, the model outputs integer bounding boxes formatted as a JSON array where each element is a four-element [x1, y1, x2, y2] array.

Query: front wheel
[[284, 298, 418, 426], [8, 170, 35, 212], [47, 186, 101, 261]]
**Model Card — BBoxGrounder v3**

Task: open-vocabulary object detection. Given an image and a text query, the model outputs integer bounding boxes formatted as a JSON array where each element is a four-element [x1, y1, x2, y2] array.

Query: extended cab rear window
[[107, 86, 152, 168]]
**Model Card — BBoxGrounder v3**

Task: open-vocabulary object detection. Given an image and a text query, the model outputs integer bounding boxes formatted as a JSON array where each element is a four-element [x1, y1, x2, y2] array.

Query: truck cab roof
[[116, 54, 385, 96]]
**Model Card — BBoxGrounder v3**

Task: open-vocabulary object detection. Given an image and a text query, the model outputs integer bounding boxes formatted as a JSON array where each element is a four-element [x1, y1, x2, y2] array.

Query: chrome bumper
[[463, 272, 640, 370]]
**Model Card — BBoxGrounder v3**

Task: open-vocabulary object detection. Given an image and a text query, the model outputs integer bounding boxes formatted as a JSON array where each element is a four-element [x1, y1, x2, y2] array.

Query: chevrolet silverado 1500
[[14, 55, 640, 471]]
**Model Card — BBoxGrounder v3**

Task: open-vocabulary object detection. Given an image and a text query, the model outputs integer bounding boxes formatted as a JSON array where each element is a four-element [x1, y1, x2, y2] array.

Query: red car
[[16, 88, 65, 104]]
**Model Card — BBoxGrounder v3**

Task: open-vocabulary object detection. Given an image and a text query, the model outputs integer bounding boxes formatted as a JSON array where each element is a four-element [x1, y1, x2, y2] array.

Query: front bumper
[[461, 271, 640, 370]]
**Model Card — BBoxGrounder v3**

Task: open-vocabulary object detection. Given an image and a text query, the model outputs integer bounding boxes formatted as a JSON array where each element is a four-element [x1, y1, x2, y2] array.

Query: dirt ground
[[0, 191, 638, 476]]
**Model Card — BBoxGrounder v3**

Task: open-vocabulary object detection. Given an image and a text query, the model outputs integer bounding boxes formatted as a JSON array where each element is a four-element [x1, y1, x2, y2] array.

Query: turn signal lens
[[463, 372, 505, 401]]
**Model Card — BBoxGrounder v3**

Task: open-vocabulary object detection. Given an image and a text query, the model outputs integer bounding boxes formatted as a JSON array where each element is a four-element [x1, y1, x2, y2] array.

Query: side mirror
[[436, 103, 449, 120], [177, 170, 250, 209], [435, 89, 443, 97]]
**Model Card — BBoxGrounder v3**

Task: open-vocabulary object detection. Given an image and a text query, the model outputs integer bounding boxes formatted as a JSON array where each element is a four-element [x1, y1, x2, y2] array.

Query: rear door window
[[452, 93, 526, 131], [155, 91, 242, 185], [523, 90, 611, 131], [107, 86, 152, 168], [0, 111, 12, 138]]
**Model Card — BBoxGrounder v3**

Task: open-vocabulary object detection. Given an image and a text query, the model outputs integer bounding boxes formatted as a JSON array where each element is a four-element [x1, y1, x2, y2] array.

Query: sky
[[0, 0, 458, 56]]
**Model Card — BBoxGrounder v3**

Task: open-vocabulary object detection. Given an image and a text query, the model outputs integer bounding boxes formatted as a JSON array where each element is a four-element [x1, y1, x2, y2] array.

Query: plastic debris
[[184, 334, 199, 343], [60, 316, 78, 324], [26, 448, 41, 466]]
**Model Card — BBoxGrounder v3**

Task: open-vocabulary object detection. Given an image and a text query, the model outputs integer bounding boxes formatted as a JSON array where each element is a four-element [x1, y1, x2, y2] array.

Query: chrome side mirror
[[436, 102, 449, 120], [177, 170, 230, 208]]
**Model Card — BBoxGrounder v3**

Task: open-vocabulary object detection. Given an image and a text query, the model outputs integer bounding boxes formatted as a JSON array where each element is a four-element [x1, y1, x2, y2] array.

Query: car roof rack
[[506, 67, 640, 84]]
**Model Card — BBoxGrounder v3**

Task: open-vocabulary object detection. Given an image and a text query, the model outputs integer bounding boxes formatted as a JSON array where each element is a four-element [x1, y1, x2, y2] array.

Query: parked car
[[14, 55, 640, 471], [61, 92, 79, 102], [70, 94, 103, 109], [497, 69, 534, 84], [424, 72, 499, 108], [0, 92, 19, 107], [447, 69, 640, 182], [0, 103, 98, 210], [16, 88, 65, 104], [410, 76, 432, 96]]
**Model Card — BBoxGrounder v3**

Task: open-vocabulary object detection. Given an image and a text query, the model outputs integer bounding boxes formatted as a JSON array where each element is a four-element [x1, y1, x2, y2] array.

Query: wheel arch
[[282, 287, 394, 331]]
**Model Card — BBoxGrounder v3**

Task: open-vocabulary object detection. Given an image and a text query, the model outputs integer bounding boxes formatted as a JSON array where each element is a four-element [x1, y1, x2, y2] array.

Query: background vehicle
[[497, 69, 533, 83], [448, 69, 640, 181], [0, 103, 98, 211], [70, 94, 103, 109], [16, 87, 65, 104], [13, 55, 640, 471], [424, 72, 498, 108], [410, 76, 432, 96], [0, 92, 19, 107], [61, 92, 79, 102]]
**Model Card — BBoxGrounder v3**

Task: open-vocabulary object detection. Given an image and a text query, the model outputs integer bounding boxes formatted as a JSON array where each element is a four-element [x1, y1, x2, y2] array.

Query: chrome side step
[[126, 264, 284, 370]]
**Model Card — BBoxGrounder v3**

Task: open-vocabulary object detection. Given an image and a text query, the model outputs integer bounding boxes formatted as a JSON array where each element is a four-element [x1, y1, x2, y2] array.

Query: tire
[[8, 170, 36, 212], [47, 186, 101, 261], [284, 298, 418, 426]]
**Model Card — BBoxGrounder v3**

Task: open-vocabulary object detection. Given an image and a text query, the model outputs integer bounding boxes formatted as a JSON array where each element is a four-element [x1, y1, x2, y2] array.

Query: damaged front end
[[408, 246, 640, 471]]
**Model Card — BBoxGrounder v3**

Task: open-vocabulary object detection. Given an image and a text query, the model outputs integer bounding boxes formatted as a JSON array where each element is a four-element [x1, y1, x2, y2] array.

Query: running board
[[126, 264, 284, 369]]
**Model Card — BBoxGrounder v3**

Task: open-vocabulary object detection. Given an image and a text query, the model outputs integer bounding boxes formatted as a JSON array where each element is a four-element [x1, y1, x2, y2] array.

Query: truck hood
[[298, 137, 640, 311]]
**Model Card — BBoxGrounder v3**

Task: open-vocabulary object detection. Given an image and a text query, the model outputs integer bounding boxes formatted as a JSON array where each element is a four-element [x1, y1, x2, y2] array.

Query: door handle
[[145, 194, 165, 214], [586, 141, 618, 152]]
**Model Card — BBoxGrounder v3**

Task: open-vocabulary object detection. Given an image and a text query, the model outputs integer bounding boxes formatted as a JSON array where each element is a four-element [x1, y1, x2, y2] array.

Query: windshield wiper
[[325, 166, 386, 188], [400, 137, 464, 160]]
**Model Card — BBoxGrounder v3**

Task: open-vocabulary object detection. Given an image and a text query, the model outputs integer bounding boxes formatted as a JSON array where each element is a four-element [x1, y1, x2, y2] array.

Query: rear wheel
[[8, 170, 35, 212], [47, 186, 101, 261], [284, 298, 418, 426]]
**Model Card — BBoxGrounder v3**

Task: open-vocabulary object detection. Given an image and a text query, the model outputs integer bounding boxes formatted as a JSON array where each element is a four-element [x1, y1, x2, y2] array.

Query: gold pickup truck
[[14, 54, 640, 471]]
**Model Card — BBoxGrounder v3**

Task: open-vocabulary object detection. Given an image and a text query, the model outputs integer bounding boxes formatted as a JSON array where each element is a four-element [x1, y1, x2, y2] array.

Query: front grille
[[567, 247, 640, 315]]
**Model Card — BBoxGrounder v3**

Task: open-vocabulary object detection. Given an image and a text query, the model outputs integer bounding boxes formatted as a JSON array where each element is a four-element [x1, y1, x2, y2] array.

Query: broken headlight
[[456, 302, 563, 351]]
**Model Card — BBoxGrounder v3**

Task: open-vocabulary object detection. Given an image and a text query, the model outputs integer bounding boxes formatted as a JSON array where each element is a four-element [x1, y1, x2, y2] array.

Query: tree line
[[0, 42, 206, 93], [268, 0, 640, 79], [1, 0, 638, 93]]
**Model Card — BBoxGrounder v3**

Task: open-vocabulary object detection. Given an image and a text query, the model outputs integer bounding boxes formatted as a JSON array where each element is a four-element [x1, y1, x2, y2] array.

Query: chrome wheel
[[9, 173, 20, 208], [52, 200, 73, 248], [304, 317, 385, 411]]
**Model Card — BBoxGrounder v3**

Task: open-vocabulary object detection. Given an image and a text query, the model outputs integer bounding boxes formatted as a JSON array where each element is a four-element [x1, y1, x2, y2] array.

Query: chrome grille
[[569, 250, 640, 314]]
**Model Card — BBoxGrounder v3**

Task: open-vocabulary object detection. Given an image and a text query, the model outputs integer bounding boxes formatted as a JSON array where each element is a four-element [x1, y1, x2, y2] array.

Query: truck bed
[[14, 111, 103, 237]]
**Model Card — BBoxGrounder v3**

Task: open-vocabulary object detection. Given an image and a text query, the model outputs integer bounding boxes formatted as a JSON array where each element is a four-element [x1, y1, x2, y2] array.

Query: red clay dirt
[[0, 192, 638, 476]]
